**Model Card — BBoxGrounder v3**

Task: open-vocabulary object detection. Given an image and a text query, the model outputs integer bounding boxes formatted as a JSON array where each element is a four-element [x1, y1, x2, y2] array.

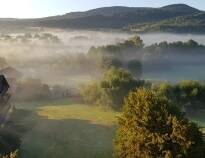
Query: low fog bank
[[1, 29, 205, 87], [0, 29, 133, 86], [139, 33, 205, 46]]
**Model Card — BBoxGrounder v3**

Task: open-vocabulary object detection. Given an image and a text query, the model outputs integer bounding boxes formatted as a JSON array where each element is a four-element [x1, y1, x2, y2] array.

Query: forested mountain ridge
[[0, 4, 204, 33], [128, 12, 205, 33], [36, 4, 202, 29]]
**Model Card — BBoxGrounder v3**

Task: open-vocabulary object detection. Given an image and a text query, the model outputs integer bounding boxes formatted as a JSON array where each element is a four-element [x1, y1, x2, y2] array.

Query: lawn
[[14, 99, 119, 158]]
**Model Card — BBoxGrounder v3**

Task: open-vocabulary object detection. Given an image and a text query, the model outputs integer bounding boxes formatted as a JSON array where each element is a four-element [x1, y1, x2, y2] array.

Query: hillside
[[0, 4, 204, 33], [128, 12, 205, 33], [36, 4, 201, 29]]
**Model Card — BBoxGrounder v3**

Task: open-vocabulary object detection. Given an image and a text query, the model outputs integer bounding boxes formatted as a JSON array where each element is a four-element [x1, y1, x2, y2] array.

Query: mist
[[1, 29, 205, 87]]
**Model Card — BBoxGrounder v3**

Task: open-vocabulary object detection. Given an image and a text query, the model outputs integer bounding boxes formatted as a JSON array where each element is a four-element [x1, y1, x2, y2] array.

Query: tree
[[123, 36, 144, 49], [80, 82, 101, 105], [154, 81, 205, 111], [127, 59, 142, 78], [114, 88, 205, 158], [99, 68, 142, 109], [185, 39, 199, 48], [80, 68, 146, 109], [100, 56, 122, 70]]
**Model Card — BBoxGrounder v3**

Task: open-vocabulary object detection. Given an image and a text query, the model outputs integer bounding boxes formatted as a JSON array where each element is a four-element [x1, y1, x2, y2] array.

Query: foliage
[[114, 88, 205, 158], [100, 56, 122, 70], [127, 59, 142, 78], [146, 39, 202, 50], [14, 79, 51, 101], [80, 68, 147, 109], [129, 13, 205, 34], [121, 36, 144, 49], [1, 151, 18, 158], [88, 36, 144, 58], [0, 33, 61, 44], [154, 81, 205, 111], [80, 82, 101, 105], [0, 129, 20, 156]]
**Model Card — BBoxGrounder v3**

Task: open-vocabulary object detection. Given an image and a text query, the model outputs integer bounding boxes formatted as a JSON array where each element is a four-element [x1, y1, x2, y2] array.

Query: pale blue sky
[[0, 0, 204, 18]]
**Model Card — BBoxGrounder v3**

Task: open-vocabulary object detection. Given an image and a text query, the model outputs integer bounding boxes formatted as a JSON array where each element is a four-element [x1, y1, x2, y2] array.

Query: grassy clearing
[[13, 99, 205, 158], [14, 99, 118, 158], [38, 104, 119, 126]]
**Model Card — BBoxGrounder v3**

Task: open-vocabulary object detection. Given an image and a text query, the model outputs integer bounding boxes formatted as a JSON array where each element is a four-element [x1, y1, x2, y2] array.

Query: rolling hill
[[0, 4, 204, 33], [128, 12, 205, 33], [36, 4, 201, 29]]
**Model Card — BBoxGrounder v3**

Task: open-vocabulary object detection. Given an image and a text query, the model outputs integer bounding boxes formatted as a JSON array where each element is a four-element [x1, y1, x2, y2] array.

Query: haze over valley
[[1, 2, 205, 158]]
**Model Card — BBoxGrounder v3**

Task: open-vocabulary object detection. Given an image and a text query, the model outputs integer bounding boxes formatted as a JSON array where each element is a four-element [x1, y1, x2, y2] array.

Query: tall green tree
[[114, 88, 205, 158]]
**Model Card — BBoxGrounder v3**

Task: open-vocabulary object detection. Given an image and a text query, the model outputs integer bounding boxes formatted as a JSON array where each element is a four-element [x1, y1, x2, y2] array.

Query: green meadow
[[14, 99, 119, 158], [13, 98, 205, 158]]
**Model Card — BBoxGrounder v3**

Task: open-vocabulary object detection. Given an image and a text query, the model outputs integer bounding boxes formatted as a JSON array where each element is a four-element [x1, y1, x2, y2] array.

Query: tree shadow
[[16, 109, 116, 158]]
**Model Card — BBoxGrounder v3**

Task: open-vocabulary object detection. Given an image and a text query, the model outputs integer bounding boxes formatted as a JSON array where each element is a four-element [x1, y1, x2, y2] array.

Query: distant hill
[[0, 4, 204, 33], [128, 12, 205, 33], [43, 4, 200, 20], [36, 4, 201, 29]]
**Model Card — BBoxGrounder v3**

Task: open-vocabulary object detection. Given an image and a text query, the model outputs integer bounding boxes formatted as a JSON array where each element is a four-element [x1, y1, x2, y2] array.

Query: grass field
[[13, 98, 205, 158], [14, 99, 119, 158]]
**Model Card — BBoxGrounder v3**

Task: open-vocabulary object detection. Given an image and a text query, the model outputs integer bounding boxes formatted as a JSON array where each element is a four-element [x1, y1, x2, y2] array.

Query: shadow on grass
[[17, 110, 116, 158]]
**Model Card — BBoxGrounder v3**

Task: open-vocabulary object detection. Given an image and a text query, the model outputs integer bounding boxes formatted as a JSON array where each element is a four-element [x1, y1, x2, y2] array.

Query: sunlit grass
[[37, 104, 119, 126], [15, 99, 118, 158]]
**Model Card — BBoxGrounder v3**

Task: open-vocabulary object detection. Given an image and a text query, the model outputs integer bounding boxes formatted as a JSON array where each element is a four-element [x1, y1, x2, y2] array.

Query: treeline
[[88, 36, 205, 59], [0, 33, 60, 44], [154, 81, 205, 111], [87, 35, 205, 75], [128, 13, 205, 34], [80, 66, 205, 112], [80, 36, 205, 110], [13, 79, 72, 101]]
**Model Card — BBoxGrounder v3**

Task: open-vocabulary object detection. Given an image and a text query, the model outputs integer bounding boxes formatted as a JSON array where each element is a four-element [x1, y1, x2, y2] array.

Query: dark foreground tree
[[114, 88, 205, 158]]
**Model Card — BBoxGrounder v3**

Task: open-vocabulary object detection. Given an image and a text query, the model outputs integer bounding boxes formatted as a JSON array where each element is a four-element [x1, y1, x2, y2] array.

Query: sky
[[0, 0, 204, 18]]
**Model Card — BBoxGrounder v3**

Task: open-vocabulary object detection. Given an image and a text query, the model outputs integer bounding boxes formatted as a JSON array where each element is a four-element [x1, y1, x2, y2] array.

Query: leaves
[[114, 88, 205, 158]]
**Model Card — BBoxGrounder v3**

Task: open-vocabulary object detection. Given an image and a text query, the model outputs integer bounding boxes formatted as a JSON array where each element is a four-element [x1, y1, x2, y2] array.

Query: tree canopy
[[114, 88, 205, 158]]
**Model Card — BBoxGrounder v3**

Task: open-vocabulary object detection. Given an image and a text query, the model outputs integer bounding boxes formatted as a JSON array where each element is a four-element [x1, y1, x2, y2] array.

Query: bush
[[114, 88, 205, 158]]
